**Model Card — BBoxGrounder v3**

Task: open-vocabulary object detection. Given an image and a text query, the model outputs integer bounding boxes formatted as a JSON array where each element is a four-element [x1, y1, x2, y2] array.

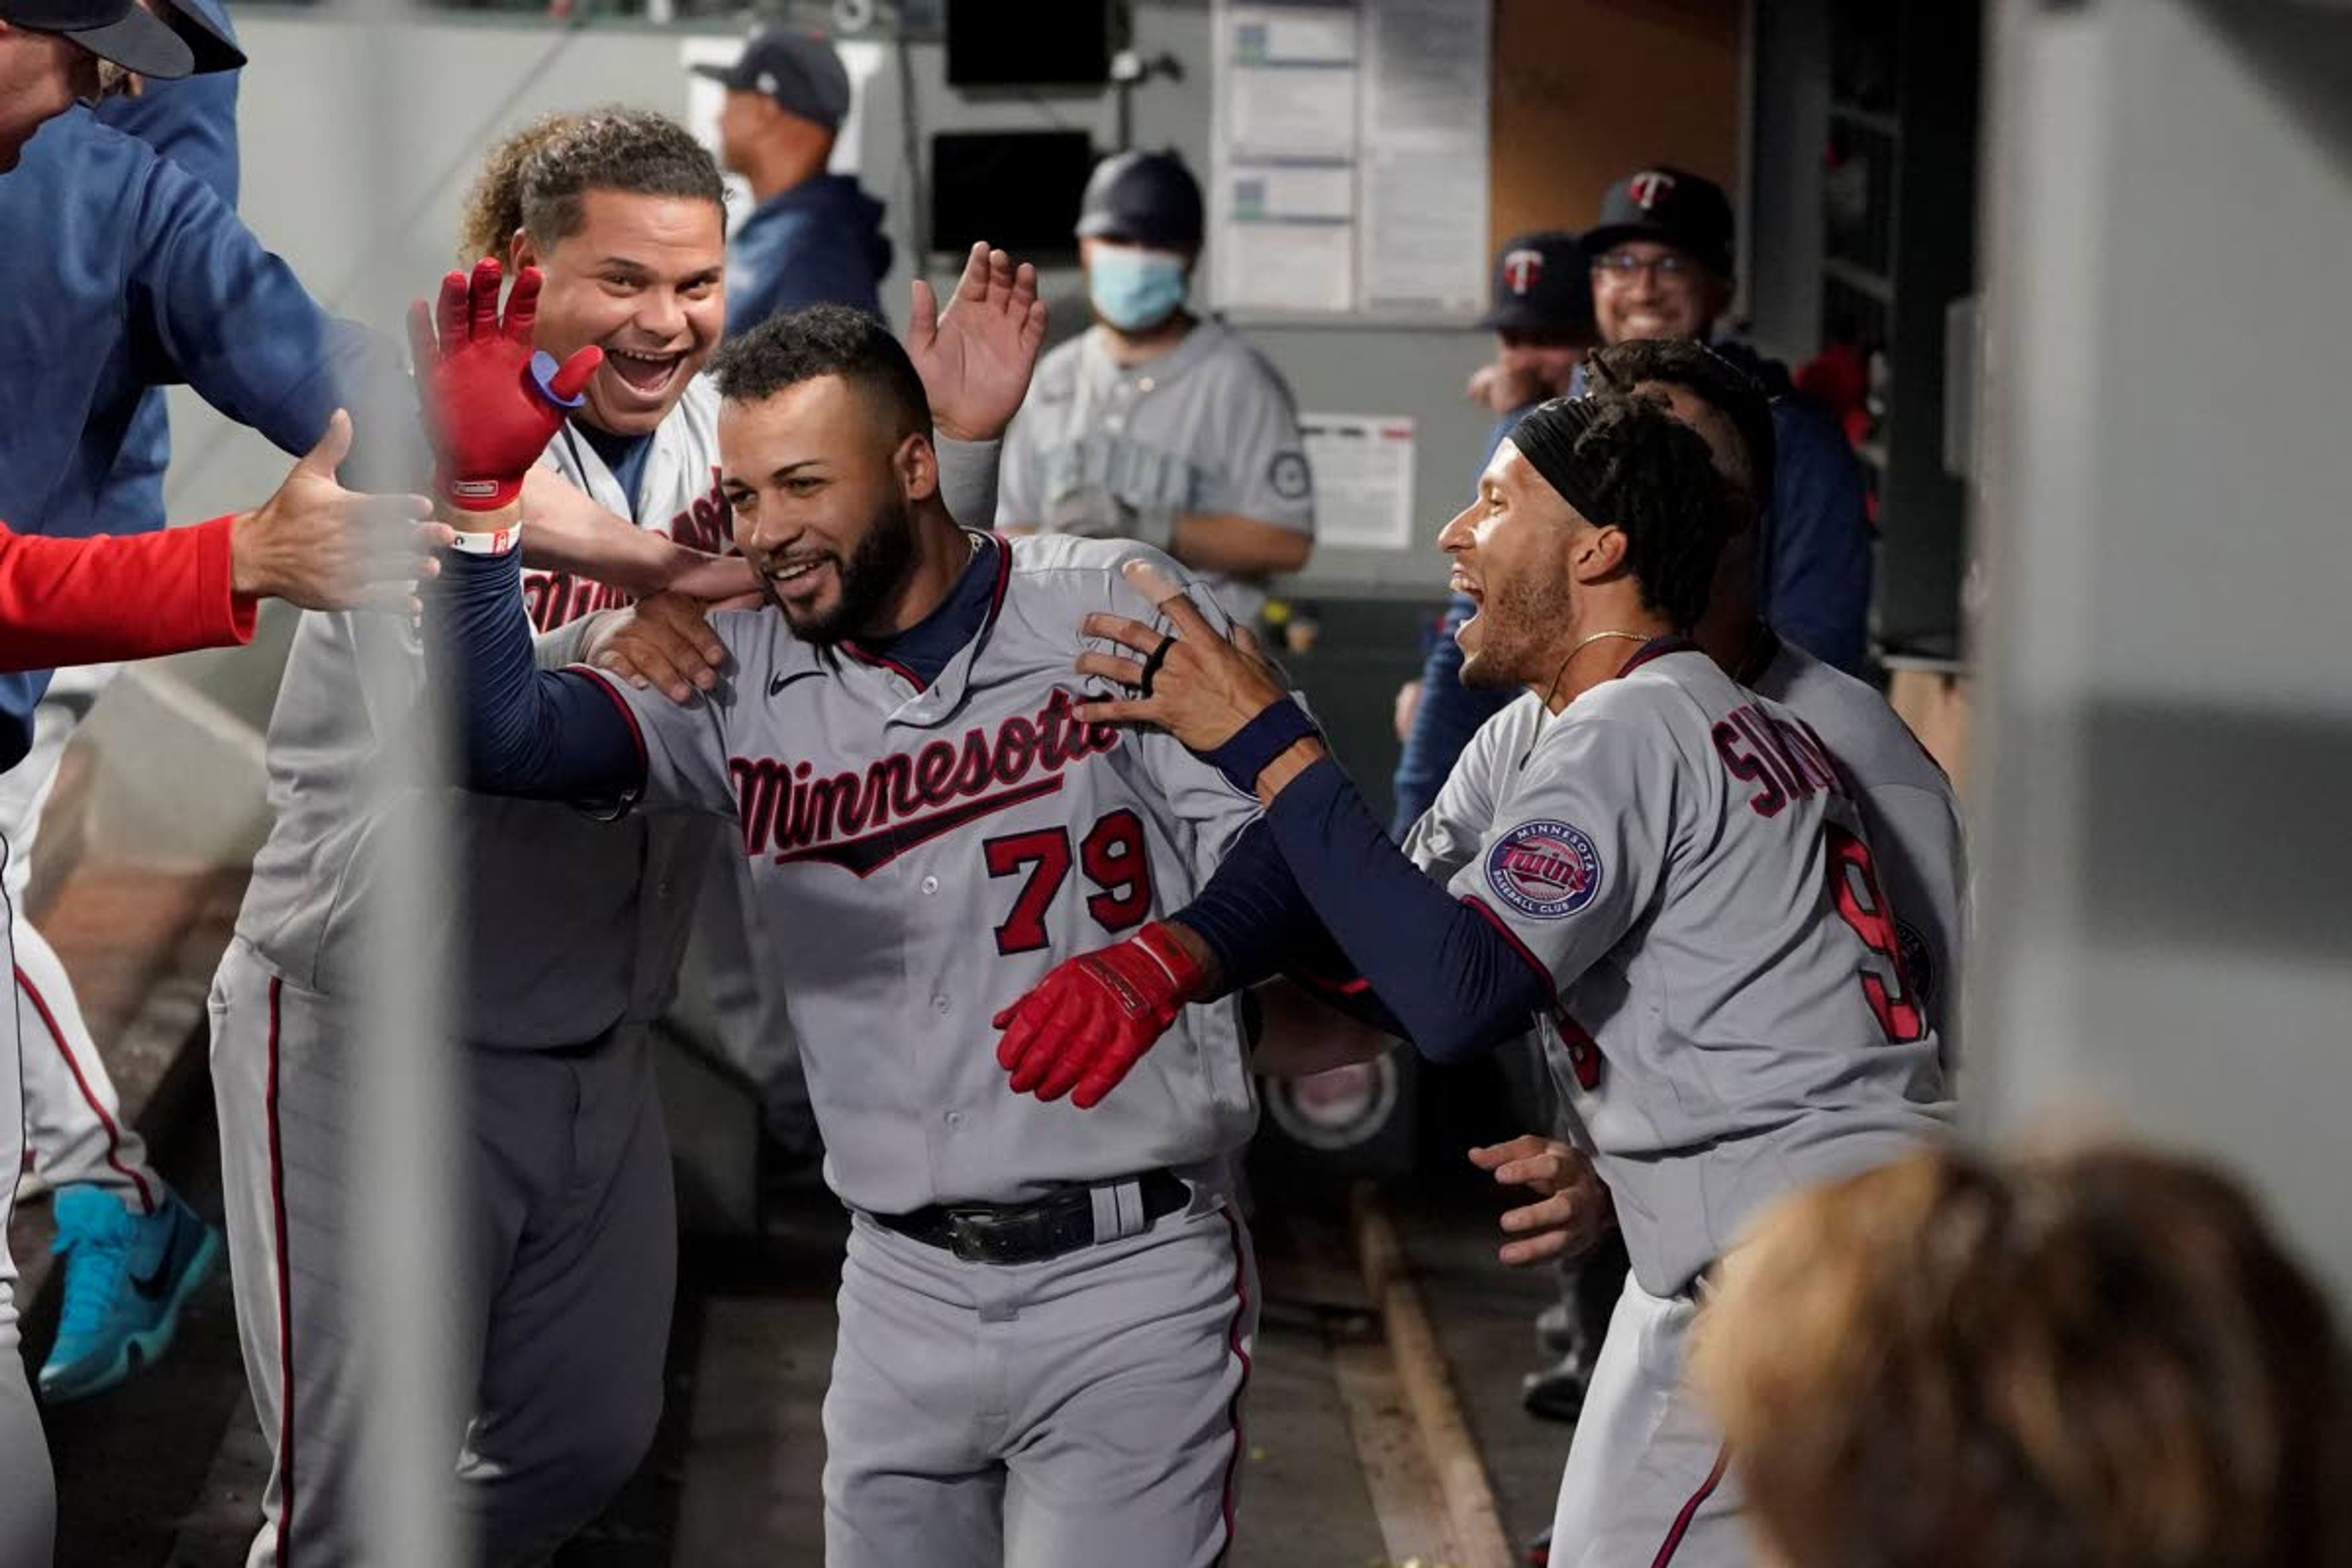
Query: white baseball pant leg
[[0, 671, 161, 1212], [0, 832, 58, 1565], [209, 937, 674, 1567], [1551, 1272, 1747, 1568]]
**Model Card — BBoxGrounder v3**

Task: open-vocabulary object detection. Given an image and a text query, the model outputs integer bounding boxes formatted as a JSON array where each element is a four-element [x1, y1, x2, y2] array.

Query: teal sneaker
[[38, 1185, 222, 1403]]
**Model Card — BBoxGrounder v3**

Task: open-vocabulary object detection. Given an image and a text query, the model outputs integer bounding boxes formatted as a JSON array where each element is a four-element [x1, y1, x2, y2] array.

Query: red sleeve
[[0, 515, 258, 673]]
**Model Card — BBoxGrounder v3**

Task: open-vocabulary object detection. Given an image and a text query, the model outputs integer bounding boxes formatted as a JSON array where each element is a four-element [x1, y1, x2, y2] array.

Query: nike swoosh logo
[[130, 1224, 190, 1302], [769, 669, 824, 697]]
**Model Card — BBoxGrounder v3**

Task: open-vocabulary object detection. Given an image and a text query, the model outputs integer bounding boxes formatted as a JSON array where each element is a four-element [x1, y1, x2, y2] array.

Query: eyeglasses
[[1590, 251, 1697, 283]]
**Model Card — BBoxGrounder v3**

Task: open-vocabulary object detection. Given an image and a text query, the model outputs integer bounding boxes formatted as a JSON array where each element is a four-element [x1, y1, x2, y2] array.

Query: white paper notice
[[1357, 0, 1490, 311], [1223, 4, 1359, 157], [1302, 414, 1417, 551]]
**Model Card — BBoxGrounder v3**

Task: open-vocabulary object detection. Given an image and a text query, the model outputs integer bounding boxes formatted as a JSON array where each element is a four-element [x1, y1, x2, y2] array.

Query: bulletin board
[[1208, 0, 1744, 322]]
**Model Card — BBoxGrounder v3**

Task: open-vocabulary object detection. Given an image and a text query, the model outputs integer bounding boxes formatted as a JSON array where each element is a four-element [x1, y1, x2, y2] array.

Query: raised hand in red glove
[[407, 258, 602, 512], [995, 922, 1210, 1109]]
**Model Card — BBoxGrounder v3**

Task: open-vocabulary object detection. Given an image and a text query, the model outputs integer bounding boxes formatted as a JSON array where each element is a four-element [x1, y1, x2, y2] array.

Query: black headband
[[1506, 396, 1616, 527]]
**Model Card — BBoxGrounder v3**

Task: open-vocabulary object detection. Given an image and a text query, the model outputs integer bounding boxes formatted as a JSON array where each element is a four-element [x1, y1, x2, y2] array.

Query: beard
[[776, 494, 920, 646], [1458, 575, 1566, 691]]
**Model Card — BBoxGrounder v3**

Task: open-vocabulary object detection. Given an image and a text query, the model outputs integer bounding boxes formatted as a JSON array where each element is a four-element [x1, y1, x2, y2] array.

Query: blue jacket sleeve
[[124, 145, 390, 464], [1264, 756, 1555, 1063], [1390, 594, 1513, 836], [428, 548, 647, 801], [1761, 400, 1872, 674]]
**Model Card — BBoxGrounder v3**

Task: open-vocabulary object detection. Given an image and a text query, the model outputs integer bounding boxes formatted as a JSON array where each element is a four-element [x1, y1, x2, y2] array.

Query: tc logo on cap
[[1501, 247, 1545, 296], [1628, 170, 1676, 210]]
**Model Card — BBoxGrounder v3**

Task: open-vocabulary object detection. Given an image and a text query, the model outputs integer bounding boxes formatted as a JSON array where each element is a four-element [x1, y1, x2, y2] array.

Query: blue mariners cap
[[691, 25, 852, 133], [0, 0, 198, 79]]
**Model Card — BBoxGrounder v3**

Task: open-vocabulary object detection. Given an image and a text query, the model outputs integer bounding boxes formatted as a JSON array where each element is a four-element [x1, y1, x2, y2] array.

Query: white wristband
[[447, 521, 524, 557]]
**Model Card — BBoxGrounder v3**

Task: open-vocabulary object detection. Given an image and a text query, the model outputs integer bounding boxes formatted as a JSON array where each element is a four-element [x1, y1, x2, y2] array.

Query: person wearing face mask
[[998, 149, 1314, 627]]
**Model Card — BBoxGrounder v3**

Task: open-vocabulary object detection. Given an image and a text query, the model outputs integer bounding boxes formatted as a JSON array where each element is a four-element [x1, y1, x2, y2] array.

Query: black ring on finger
[[1137, 633, 1176, 698]]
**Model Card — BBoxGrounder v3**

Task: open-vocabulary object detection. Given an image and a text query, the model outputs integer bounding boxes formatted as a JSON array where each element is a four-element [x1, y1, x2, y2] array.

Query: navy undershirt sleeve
[[1262, 756, 1556, 1063], [431, 547, 648, 801]]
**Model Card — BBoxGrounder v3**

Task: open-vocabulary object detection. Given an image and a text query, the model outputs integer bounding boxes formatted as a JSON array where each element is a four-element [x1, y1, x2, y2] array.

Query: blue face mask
[[1088, 247, 1189, 332]]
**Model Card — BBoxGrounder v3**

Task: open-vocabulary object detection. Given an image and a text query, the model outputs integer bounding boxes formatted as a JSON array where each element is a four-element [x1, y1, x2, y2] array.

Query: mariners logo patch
[[1268, 451, 1311, 500], [1486, 820, 1603, 919]]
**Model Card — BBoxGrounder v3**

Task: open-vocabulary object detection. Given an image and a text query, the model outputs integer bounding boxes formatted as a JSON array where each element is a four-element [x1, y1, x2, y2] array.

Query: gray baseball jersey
[[584, 533, 1264, 1213], [1403, 647, 1951, 1296], [1754, 638, 1967, 1055], [997, 320, 1314, 626]]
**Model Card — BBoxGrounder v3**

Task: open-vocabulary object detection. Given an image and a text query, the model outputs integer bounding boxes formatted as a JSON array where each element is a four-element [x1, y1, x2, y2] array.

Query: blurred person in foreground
[[1695, 1140, 2352, 1568]]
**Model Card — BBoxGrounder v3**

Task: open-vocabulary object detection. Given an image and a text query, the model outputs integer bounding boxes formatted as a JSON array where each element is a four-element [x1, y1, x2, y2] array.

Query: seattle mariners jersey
[[585, 533, 1264, 1213], [1754, 637, 1967, 1053], [997, 320, 1314, 626], [1403, 648, 1952, 1296]]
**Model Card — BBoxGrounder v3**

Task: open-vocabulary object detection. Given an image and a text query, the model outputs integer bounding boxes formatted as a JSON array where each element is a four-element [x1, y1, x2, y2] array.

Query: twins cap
[[1583, 166, 1735, 277], [691, 25, 852, 132], [1478, 229, 1596, 339], [1076, 150, 1205, 251], [0, 0, 219, 80]]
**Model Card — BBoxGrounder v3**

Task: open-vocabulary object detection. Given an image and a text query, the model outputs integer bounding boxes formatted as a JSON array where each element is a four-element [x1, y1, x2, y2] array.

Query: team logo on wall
[[1486, 820, 1604, 919], [1267, 1056, 1400, 1153], [1628, 170, 1676, 210], [1502, 247, 1545, 295]]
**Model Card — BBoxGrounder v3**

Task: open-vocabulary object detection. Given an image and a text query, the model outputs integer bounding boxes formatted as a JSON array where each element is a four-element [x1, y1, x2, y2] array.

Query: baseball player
[[1022, 394, 1954, 1567], [422, 284, 1291, 1567], [207, 107, 1033, 1564], [998, 149, 1314, 628]]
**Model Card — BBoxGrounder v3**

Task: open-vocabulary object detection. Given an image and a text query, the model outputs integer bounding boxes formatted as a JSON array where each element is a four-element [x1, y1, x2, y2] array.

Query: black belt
[[873, 1170, 1191, 1265]]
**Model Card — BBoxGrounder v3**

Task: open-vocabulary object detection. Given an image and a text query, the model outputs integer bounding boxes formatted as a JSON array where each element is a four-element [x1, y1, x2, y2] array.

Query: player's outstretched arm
[[518, 468, 758, 603], [1072, 560, 1558, 1063], [413, 260, 644, 801], [0, 410, 448, 673]]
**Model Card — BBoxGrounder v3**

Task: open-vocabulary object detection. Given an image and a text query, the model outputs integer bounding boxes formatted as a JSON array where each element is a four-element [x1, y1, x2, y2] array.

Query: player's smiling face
[[1439, 441, 1596, 691], [718, 374, 933, 644], [517, 189, 725, 437], [1590, 240, 1732, 347]]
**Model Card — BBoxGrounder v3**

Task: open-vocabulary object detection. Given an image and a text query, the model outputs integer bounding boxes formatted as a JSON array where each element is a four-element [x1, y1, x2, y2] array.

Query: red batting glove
[[995, 922, 1209, 1109], [406, 258, 602, 512]]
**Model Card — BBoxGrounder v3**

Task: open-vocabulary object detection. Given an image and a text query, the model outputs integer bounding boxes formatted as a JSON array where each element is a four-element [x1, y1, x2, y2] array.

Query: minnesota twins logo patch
[[1486, 821, 1603, 919]]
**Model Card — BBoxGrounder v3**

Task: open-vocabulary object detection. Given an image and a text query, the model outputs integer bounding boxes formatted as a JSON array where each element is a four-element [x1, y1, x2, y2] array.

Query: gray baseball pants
[[208, 935, 675, 1566], [825, 1196, 1258, 1567]]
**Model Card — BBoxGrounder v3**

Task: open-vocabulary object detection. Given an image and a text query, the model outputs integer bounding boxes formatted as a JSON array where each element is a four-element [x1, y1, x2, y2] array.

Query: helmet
[[1075, 150, 1204, 252]]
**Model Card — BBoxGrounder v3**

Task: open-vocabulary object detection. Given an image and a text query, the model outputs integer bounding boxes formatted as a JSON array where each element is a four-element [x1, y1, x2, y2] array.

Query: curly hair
[[454, 112, 579, 266], [1512, 394, 1727, 630], [1585, 337, 1777, 508], [1695, 1142, 2352, 1568], [468, 107, 726, 258], [710, 304, 932, 443]]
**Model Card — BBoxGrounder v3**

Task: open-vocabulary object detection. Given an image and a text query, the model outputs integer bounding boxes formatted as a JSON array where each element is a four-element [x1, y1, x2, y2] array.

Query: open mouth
[[605, 347, 686, 398], [766, 557, 834, 598]]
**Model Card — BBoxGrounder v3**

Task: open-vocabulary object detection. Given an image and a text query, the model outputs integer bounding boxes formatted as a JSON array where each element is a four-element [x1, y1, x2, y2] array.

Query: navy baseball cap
[[1478, 230, 1595, 339], [0, 0, 200, 79], [691, 26, 851, 132], [1076, 150, 1204, 251], [1584, 167, 1735, 277]]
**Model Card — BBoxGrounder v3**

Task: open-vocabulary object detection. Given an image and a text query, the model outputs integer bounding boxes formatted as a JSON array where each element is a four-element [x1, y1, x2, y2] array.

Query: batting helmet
[[1075, 151, 1204, 252]]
